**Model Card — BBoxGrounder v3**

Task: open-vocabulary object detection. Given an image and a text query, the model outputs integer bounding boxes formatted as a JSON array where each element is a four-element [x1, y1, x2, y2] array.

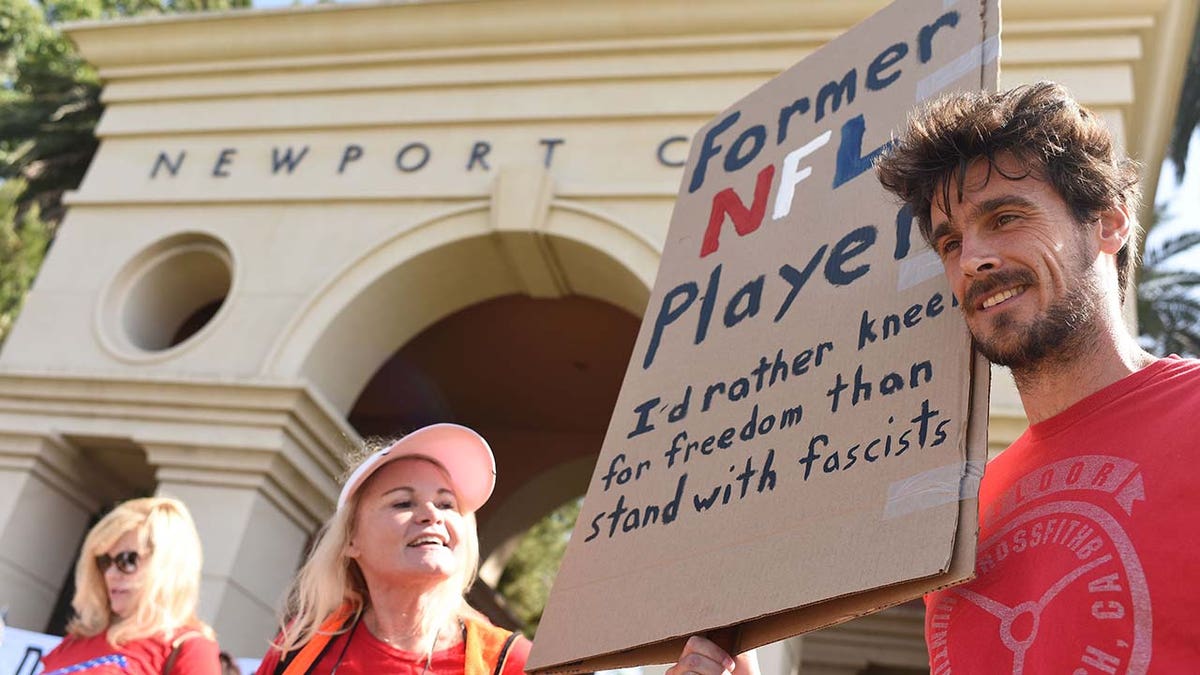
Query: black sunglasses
[[95, 550, 140, 575]]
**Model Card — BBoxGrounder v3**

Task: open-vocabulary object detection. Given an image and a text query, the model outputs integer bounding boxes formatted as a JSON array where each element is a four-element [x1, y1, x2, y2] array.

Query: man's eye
[[996, 214, 1018, 226], [939, 240, 960, 256]]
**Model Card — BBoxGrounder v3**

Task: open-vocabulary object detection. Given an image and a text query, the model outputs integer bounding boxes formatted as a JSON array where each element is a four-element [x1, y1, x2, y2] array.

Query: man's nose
[[959, 235, 1001, 276]]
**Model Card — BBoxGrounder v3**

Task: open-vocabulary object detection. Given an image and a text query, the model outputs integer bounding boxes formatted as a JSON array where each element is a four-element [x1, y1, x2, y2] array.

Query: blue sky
[[1150, 130, 1200, 270]]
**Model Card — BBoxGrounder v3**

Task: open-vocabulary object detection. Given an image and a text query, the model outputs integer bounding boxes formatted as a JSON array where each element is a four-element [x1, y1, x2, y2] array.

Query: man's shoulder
[[1144, 355, 1200, 392], [1159, 354, 1200, 372]]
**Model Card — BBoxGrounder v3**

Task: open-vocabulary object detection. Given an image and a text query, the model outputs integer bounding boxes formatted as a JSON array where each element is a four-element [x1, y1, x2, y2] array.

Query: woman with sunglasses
[[256, 423, 529, 675], [40, 497, 222, 675]]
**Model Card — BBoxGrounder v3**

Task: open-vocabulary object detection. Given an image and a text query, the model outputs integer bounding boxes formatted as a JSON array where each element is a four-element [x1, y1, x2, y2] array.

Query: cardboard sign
[[527, 0, 998, 672]]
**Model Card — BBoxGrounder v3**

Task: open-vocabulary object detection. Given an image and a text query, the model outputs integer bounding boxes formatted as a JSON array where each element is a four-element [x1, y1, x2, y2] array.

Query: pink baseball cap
[[338, 423, 496, 513]]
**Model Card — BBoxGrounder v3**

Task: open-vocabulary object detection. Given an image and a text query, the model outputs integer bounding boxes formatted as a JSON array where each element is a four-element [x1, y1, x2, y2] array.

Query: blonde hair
[[274, 454, 481, 655], [68, 497, 214, 645]]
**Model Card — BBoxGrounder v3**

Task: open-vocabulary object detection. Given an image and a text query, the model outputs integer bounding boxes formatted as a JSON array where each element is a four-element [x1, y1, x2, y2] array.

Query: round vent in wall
[[99, 232, 234, 360]]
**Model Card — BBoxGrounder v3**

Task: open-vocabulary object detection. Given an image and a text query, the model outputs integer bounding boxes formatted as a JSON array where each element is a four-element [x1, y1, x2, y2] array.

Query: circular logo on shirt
[[927, 456, 1152, 674]]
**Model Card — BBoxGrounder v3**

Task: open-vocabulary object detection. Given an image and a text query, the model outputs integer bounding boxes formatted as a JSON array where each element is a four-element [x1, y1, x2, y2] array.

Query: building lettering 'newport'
[[0, 1, 1194, 671]]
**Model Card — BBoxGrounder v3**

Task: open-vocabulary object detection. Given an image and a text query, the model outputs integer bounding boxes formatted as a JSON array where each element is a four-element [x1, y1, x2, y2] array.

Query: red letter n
[[700, 164, 775, 258]]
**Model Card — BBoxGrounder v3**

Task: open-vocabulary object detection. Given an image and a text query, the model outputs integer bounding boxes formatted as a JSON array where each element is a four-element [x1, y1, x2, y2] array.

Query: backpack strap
[[463, 618, 521, 675], [163, 630, 205, 675], [491, 633, 520, 675], [275, 604, 356, 675]]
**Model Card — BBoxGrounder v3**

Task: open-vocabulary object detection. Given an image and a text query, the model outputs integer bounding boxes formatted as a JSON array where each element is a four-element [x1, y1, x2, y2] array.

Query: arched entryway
[[346, 293, 640, 560], [347, 293, 640, 623], [266, 197, 656, 623]]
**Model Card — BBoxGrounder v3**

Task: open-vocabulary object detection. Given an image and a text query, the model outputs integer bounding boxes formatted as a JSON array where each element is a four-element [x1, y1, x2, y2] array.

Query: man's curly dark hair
[[874, 81, 1142, 301]]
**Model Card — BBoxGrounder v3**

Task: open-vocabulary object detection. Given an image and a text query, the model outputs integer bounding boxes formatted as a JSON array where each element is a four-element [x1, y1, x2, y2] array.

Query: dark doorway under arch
[[346, 293, 639, 546], [345, 293, 640, 627]]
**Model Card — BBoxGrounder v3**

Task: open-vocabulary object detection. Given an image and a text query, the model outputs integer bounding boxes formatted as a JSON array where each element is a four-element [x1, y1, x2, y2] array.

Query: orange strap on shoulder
[[281, 604, 355, 675], [463, 618, 520, 675]]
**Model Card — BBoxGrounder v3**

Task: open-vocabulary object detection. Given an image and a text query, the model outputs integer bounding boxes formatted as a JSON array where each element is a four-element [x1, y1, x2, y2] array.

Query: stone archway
[[264, 172, 660, 415], [344, 292, 640, 561], [262, 182, 658, 620]]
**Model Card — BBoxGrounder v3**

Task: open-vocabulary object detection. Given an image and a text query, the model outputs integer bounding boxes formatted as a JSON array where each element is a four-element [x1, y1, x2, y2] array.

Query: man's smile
[[980, 285, 1029, 311]]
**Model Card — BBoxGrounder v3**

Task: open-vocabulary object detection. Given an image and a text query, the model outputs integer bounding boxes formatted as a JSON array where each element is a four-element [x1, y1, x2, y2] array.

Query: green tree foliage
[[1, 0, 100, 225], [1, 0, 249, 344], [1, 0, 250, 226], [496, 498, 581, 637], [0, 179, 51, 344], [1138, 227, 1200, 357], [1145, 13, 1200, 355]]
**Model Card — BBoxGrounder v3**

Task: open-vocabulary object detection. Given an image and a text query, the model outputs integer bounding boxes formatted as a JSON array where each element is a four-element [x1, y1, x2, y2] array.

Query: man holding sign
[[672, 82, 1200, 673], [877, 81, 1200, 671]]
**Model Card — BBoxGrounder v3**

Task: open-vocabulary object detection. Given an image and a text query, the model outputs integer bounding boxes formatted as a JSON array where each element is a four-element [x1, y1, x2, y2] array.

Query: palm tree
[[1167, 10, 1200, 182], [1137, 229, 1200, 357], [1140, 14, 1200, 357]]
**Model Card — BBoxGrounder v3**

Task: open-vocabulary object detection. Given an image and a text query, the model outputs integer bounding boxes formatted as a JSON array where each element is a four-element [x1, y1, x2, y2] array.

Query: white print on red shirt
[[928, 456, 1152, 675]]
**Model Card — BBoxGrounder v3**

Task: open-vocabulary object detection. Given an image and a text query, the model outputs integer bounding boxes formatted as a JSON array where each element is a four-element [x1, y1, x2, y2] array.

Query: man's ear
[[1096, 205, 1132, 255]]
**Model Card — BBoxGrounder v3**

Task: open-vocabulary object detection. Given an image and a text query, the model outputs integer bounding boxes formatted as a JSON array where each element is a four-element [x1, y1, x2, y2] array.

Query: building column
[[755, 639, 799, 675], [146, 442, 337, 658], [0, 374, 355, 650], [792, 604, 928, 674], [0, 433, 126, 631]]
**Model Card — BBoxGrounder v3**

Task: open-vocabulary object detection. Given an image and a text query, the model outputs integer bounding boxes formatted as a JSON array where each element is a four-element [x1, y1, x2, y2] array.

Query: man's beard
[[964, 261, 1102, 374]]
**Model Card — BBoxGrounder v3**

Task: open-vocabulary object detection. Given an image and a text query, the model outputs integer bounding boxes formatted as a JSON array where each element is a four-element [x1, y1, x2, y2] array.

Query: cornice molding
[[0, 371, 359, 528], [0, 432, 128, 512], [64, 0, 889, 70], [65, 0, 1172, 77]]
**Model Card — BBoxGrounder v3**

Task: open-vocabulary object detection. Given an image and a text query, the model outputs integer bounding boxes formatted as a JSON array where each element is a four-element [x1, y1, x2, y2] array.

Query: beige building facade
[[0, 0, 1195, 671]]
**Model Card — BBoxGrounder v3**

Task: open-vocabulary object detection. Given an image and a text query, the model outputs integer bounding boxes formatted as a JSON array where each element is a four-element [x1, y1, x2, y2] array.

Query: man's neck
[[1013, 322, 1156, 425]]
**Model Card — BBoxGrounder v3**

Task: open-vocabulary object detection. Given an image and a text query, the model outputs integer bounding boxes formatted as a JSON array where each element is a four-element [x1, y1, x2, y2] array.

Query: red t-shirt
[[925, 356, 1200, 672], [40, 629, 221, 675], [254, 621, 530, 675]]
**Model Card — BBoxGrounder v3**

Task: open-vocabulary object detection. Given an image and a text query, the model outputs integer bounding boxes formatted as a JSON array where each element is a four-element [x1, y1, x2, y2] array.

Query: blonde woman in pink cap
[[256, 423, 529, 675]]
